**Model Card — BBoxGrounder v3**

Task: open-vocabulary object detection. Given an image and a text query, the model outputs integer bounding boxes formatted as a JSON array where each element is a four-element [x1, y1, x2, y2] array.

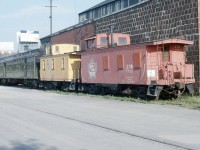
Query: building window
[[93, 39, 96, 47], [100, 37, 108, 45], [86, 12, 89, 20], [42, 60, 45, 70], [129, 0, 139, 6], [106, 4, 111, 14], [87, 40, 91, 49], [79, 13, 86, 22], [115, 0, 121, 11], [133, 52, 141, 69], [111, 3, 115, 13], [117, 54, 124, 70], [89, 11, 93, 19], [103, 56, 109, 71], [102, 5, 106, 16], [62, 58, 64, 69], [118, 37, 127, 45], [52, 59, 54, 70], [94, 8, 100, 19], [121, 0, 129, 8]]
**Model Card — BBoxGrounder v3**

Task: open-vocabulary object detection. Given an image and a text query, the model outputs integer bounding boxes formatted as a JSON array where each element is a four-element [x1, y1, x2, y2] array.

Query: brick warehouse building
[[40, 22, 95, 55], [41, 0, 200, 94]]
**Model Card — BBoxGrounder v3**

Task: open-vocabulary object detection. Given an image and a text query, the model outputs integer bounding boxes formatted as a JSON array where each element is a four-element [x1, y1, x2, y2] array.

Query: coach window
[[103, 56, 109, 71], [42, 60, 45, 70], [61, 58, 64, 69], [133, 52, 141, 69], [117, 54, 124, 70], [52, 59, 55, 70]]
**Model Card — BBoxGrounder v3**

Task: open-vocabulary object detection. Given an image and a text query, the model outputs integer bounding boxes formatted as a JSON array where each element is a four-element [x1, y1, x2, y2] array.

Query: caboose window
[[133, 52, 141, 69], [117, 54, 124, 70], [163, 46, 170, 61], [103, 56, 109, 71], [56, 46, 59, 52], [118, 37, 127, 45]]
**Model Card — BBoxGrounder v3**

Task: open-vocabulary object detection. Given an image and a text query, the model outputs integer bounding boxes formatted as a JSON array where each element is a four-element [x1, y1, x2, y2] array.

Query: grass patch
[[48, 90, 200, 110], [149, 96, 200, 109]]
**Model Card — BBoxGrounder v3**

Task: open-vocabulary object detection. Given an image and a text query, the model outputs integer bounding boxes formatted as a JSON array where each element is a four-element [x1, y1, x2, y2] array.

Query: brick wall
[[51, 22, 95, 50], [95, 0, 200, 93]]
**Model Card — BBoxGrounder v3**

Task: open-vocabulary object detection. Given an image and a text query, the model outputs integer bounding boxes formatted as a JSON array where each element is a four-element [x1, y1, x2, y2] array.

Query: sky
[[0, 0, 103, 50]]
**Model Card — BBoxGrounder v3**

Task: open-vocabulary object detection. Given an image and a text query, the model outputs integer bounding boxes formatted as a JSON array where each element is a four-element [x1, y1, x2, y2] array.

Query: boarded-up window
[[42, 60, 45, 70], [52, 59, 54, 70], [117, 54, 124, 70], [103, 56, 109, 71], [61, 58, 64, 69], [133, 53, 141, 69]]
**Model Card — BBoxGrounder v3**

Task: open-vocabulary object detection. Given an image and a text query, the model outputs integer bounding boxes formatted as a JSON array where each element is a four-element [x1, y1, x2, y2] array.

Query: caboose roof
[[150, 38, 194, 45]]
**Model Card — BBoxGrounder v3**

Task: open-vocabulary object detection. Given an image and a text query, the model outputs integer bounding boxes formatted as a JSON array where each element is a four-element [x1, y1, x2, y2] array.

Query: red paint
[[81, 34, 195, 86]]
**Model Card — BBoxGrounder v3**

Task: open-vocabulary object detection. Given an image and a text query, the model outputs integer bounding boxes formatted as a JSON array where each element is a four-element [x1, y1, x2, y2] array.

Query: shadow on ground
[[0, 139, 58, 150]]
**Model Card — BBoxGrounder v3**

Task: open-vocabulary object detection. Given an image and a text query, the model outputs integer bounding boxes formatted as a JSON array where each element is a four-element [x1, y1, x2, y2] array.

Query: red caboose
[[80, 33, 195, 99]]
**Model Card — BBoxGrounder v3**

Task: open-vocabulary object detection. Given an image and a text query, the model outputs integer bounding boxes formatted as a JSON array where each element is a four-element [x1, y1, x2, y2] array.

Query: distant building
[[17, 30, 40, 53], [0, 42, 15, 58]]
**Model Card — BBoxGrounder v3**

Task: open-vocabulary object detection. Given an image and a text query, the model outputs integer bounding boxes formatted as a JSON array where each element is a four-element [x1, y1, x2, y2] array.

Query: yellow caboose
[[40, 44, 81, 90]]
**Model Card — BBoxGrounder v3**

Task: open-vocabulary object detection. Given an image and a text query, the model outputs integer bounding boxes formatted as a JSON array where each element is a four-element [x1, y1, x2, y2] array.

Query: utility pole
[[45, 0, 57, 54], [46, 0, 57, 36]]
